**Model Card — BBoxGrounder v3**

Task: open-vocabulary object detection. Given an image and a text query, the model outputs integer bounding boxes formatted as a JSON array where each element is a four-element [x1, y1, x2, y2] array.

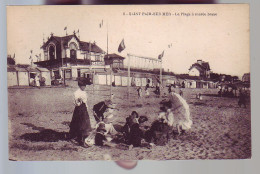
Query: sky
[[7, 5, 249, 77]]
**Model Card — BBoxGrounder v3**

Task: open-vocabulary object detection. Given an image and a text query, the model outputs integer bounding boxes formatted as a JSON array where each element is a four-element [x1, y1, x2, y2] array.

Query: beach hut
[[36, 67, 52, 86], [141, 78, 147, 87], [7, 66, 18, 87], [135, 78, 142, 86], [121, 76, 128, 86], [26, 66, 40, 85], [96, 74, 107, 85], [115, 75, 122, 86], [15, 67, 29, 86]]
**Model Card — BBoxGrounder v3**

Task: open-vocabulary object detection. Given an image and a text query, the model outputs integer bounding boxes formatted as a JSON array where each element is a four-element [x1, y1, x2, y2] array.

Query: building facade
[[104, 53, 125, 69], [188, 60, 211, 78], [35, 33, 110, 79], [242, 73, 250, 83]]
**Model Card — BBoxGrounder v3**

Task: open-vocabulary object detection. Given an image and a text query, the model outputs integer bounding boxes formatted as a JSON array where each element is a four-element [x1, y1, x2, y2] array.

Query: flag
[[118, 39, 126, 53], [64, 26, 67, 30], [99, 20, 103, 28], [158, 51, 164, 60]]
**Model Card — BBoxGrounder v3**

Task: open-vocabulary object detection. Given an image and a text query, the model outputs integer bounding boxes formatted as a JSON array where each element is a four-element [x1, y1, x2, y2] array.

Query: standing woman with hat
[[69, 78, 92, 146]]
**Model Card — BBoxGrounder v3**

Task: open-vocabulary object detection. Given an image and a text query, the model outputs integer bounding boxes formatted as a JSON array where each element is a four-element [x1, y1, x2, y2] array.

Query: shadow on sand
[[20, 123, 67, 142]]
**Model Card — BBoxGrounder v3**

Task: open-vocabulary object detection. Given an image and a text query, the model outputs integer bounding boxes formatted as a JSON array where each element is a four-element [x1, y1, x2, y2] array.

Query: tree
[[7, 55, 15, 65], [210, 73, 220, 82], [224, 75, 232, 82], [232, 76, 239, 82]]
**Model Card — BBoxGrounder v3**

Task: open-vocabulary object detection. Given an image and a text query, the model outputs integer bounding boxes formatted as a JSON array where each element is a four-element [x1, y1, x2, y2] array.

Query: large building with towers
[[35, 33, 110, 79]]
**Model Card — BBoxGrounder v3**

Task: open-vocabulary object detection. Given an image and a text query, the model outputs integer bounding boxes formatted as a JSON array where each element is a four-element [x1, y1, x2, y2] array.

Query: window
[[48, 45, 55, 60], [69, 42, 78, 59], [44, 51, 48, 60], [70, 49, 77, 59], [95, 54, 101, 61]]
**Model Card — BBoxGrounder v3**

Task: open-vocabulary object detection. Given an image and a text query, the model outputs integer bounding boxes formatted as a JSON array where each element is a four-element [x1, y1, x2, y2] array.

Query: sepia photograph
[[7, 4, 250, 161]]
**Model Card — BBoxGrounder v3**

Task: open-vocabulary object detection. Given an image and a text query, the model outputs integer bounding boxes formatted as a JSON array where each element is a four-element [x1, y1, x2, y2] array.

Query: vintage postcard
[[7, 4, 250, 161]]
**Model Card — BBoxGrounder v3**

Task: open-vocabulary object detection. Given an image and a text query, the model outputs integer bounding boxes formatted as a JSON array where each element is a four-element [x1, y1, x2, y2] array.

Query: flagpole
[[160, 59, 162, 98], [107, 21, 112, 99], [127, 54, 130, 99]]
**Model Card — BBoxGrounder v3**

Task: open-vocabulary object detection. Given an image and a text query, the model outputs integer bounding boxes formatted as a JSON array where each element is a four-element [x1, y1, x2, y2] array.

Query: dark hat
[[96, 123, 106, 132], [160, 100, 172, 108], [131, 111, 139, 118], [78, 77, 87, 86]]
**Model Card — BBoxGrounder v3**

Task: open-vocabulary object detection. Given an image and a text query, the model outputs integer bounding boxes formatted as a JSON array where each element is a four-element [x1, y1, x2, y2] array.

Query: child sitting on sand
[[95, 123, 107, 146], [122, 111, 149, 147]]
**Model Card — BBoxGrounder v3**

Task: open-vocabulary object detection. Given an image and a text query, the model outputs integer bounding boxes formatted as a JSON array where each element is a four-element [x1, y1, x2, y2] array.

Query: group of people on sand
[[29, 74, 41, 87], [67, 77, 192, 148], [137, 84, 150, 98], [217, 87, 248, 108]]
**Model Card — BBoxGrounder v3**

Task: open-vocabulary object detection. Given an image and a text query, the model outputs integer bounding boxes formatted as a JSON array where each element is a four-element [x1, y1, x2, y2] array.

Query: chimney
[[197, 60, 202, 65]]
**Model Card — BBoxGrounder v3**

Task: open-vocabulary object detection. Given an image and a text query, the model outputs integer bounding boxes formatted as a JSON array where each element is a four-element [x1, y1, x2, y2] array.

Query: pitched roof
[[41, 34, 105, 54], [14, 67, 28, 72], [104, 53, 125, 59], [189, 62, 210, 72], [176, 74, 201, 80], [79, 41, 105, 53], [16, 64, 30, 68], [7, 65, 17, 72], [201, 62, 210, 70], [53, 35, 75, 44], [26, 66, 40, 72]]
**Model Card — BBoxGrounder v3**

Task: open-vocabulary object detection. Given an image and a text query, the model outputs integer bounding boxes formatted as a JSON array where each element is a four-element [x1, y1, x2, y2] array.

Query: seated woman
[[93, 100, 112, 122]]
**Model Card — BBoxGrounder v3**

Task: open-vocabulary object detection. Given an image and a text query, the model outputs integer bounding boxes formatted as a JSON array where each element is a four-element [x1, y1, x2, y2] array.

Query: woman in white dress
[[35, 74, 40, 87]]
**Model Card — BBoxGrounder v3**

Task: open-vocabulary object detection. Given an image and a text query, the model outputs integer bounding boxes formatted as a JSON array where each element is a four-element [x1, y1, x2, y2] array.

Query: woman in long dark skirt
[[69, 78, 92, 146]]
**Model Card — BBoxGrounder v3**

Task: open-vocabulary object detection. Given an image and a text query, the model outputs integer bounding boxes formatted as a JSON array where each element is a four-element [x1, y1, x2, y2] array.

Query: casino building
[[34, 32, 119, 80]]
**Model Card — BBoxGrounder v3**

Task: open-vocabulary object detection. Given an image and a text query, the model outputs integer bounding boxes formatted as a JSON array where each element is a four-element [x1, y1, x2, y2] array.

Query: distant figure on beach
[[154, 84, 160, 96], [35, 74, 40, 87], [168, 84, 174, 94], [218, 88, 223, 97], [137, 87, 142, 98], [196, 93, 202, 100], [145, 84, 150, 97], [68, 78, 92, 146], [238, 89, 247, 108], [179, 89, 183, 97]]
